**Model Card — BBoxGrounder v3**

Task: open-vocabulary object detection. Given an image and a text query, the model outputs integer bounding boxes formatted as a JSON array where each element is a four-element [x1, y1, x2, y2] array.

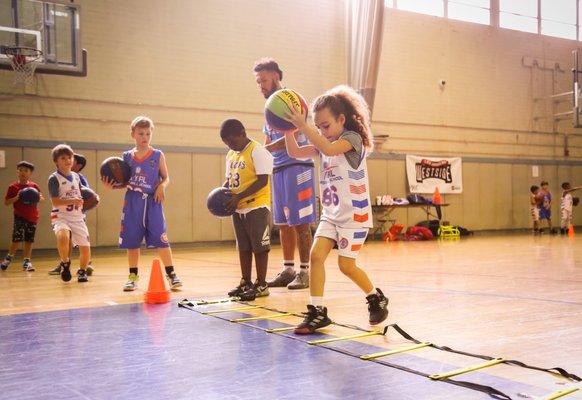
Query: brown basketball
[[573, 197, 580, 207], [100, 157, 130, 187], [81, 187, 100, 212]]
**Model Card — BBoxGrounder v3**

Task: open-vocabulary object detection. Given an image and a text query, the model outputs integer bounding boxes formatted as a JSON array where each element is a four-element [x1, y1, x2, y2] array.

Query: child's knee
[[310, 250, 325, 266], [338, 258, 357, 276], [56, 230, 70, 240]]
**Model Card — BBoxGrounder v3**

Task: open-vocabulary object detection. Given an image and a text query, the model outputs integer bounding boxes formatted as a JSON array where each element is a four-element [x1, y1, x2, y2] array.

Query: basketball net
[[5, 47, 42, 86]]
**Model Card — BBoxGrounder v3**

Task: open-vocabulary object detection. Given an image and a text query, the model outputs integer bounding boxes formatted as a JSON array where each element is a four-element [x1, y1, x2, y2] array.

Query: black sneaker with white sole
[[366, 288, 389, 325], [227, 278, 252, 298], [77, 269, 88, 283], [60, 261, 72, 282], [238, 282, 269, 301], [48, 264, 62, 275], [294, 305, 332, 334]]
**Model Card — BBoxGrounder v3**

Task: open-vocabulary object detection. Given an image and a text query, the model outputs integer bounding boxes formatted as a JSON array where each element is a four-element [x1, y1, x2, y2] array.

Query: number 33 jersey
[[318, 134, 372, 229], [48, 171, 85, 222]]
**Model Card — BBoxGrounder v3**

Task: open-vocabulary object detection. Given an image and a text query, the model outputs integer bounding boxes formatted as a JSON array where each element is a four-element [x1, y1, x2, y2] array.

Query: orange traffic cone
[[144, 259, 171, 304], [568, 224, 575, 237], [432, 187, 442, 205]]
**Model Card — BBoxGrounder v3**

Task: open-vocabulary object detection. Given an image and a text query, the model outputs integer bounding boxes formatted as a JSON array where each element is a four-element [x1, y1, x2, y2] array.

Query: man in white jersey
[[48, 144, 91, 283]]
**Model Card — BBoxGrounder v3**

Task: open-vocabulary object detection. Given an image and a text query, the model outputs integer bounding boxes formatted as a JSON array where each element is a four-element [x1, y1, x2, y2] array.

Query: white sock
[[310, 296, 324, 307], [300, 262, 309, 270], [366, 288, 377, 297], [283, 260, 295, 271]]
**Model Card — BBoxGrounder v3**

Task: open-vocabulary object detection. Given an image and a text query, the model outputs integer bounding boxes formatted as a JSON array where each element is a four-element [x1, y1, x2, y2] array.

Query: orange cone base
[[144, 290, 171, 304]]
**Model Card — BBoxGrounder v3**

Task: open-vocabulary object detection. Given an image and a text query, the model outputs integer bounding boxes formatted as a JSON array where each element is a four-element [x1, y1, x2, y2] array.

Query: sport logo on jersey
[[260, 226, 270, 247], [339, 237, 348, 249], [160, 233, 169, 244]]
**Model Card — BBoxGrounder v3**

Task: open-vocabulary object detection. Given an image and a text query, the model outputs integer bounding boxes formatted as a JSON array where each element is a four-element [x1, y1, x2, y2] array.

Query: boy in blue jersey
[[102, 116, 182, 291]]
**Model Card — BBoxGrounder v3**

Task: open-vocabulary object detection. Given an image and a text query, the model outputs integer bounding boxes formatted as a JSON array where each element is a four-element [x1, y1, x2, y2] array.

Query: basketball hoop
[[4, 46, 43, 85]]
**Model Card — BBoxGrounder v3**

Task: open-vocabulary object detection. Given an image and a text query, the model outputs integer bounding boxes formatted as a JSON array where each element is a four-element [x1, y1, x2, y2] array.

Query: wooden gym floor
[[0, 233, 581, 399]]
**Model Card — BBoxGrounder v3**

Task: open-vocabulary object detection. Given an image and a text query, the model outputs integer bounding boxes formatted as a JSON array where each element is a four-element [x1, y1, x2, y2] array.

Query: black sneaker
[[167, 272, 182, 290], [77, 269, 88, 283], [366, 288, 389, 325], [1, 255, 13, 271], [228, 278, 251, 298], [48, 264, 62, 275], [239, 282, 269, 301], [60, 261, 72, 282], [295, 305, 332, 334]]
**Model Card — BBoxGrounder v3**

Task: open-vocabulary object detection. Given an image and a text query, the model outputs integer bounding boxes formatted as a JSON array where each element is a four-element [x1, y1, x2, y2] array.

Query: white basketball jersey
[[50, 171, 84, 222], [318, 150, 372, 228], [561, 193, 573, 213]]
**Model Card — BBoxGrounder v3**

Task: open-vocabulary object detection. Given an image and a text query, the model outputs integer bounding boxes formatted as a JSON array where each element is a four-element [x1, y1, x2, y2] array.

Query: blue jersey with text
[[123, 148, 162, 195], [263, 124, 312, 169]]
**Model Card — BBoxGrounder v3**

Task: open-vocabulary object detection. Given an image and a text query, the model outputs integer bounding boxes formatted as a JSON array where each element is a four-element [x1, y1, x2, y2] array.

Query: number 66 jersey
[[319, 131, 372, 229], [48, 171, 85, 222]]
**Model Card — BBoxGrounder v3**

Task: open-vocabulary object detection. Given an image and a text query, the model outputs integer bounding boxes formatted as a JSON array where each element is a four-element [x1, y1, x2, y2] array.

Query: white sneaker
[[23, 260, 35, 272], [123, 273, 139, 291]]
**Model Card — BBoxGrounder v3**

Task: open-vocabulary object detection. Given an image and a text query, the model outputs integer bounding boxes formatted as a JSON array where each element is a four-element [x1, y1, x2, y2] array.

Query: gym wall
[[0, 1, 580, 249]]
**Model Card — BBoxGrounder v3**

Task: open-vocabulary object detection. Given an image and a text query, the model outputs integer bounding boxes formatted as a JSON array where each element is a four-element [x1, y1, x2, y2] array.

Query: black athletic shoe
[[60, 262, 72, 282], [77, 269, 88, 283], [48, 264, 62, 275], [228, 278, 251, 298], [294, 305, 332, 334], [367, 288, 389, 325], [238, 282, 269, 302]]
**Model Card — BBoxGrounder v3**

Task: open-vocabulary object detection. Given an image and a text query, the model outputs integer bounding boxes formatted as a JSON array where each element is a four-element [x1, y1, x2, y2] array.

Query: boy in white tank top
[[48, 144, 91, 283]]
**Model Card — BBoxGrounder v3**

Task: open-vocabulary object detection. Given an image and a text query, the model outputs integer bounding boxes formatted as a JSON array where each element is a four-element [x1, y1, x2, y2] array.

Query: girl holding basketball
[[283, 85, 389, 334]]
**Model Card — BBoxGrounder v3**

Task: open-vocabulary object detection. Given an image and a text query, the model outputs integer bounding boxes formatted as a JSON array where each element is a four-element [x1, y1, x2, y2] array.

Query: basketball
[[19, 187, 40, 205], [264, 88, 308, 131], [81, 187, 100, 212], [206, 187, 234, 217], [100, 157, 130, 187], [573, 197, 579, 207]]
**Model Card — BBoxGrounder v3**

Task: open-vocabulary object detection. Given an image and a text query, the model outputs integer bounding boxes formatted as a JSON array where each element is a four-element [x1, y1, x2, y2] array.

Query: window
[[397, 0, 445, 17], [448, 0, 490, 25], [541, 0, 576, 40], [500, 0, 538, 33]]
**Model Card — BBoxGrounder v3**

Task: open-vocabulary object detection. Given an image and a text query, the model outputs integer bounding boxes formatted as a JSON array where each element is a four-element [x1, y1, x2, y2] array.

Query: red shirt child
[[5, 181, 42, 224]]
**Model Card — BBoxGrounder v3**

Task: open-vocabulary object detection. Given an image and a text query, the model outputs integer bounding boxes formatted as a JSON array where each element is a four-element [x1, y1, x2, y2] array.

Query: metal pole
[[574, 49, 580, 128]]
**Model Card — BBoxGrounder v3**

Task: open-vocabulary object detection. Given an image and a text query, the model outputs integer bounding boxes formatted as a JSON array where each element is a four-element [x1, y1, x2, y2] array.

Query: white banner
[[406, 155, 463, 194]]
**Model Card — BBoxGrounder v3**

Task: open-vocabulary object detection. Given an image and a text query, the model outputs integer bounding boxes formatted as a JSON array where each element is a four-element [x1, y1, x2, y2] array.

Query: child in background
[[538, 181, 556, 234], [49, 153, 95, 276], [1, 161, 44, 272], [48, 145, 91, 282], [560, 182, 581, 235], [529, 185, 541, 235], [284, 85, 389, 334]]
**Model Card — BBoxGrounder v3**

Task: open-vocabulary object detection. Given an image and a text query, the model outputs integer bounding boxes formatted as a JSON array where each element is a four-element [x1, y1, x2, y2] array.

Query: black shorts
[[232, 208, 271, 253], [12, 216, 37, 243]]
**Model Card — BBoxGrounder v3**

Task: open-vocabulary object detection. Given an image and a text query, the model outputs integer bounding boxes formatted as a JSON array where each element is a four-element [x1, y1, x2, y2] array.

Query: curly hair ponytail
[[311, 85, 373, 152]]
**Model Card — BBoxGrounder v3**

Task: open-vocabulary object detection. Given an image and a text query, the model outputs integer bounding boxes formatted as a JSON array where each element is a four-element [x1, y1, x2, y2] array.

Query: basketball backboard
[[0, 0, 86, 76]]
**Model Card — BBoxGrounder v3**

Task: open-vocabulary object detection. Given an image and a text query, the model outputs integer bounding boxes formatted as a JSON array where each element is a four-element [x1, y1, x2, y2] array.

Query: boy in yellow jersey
[[221, 119, 274, 301]]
